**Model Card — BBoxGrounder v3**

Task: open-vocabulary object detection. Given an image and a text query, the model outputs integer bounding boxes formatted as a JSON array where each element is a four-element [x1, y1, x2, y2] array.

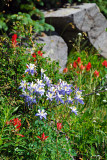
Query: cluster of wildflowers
[[19, 52, 85, 144], [19, 78, 45, 106], [63, 57, 87, 73], [72, 57, 91, 72], [31, 51, 43, 62], [20, 65, 84, 113], [63, 57, 101, 78]]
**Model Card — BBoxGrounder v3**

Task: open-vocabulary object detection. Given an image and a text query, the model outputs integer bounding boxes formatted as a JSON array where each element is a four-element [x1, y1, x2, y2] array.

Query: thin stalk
[[56, 131, 59, 160]]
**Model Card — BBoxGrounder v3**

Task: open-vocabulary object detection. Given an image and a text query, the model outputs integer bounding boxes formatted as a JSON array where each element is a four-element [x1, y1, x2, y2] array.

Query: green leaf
[[0, 139, 3, 146]]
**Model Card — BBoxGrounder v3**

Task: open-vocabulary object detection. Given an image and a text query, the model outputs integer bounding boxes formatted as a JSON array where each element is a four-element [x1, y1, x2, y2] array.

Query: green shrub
[[0, 0, 54, 33]]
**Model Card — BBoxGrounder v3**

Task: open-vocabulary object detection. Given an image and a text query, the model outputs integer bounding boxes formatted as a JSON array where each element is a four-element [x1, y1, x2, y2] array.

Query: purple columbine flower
[[35, 109, 47, 119]]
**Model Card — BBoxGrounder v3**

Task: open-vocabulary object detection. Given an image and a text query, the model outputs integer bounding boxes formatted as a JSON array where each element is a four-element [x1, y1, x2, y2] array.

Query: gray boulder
[[36, 31, 68, 72], [43, 3, 107, 58]]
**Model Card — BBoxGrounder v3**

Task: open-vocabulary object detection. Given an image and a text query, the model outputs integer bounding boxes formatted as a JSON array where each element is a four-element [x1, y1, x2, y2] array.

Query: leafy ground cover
[[0, 26, 107, 160]]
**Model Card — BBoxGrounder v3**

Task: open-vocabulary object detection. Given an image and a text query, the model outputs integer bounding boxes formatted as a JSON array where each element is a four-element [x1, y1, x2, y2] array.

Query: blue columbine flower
[[25, 95, 36, 106], [43, 74, 52, 87], [65, 96, 73, 104], [28, 81, 37, 93], [41, 68, 46, 79], [25, 63, 37, 76], [69, 106, 78, 115], [27, 80, 45, 96], [55, 92, 64, 104], [75, 89, 84, 104], [20, 90, 36, 106], [19, 80, 28, 90], [46, 91, 55, 101], [35, 109, 47, 119], [57, 80, 73, 96], [36, 79, 45, 88]]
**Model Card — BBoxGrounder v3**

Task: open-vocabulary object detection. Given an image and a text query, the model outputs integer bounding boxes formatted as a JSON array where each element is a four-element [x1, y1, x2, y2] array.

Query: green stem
[[38, 141, 44, 159], [56, 131, 59, 160], [79, 72, 82, 89]]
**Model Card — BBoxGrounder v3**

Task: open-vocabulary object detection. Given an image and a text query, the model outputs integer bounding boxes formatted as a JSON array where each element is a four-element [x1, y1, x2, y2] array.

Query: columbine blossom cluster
[[19, 79, 45, 106], [19, 67, 84, 108]]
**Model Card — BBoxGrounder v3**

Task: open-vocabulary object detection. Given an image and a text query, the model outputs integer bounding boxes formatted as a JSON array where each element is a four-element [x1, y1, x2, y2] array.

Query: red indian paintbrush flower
[[37, 132, 49, 141], [63, 68, 68, 73], [94, 70, 99, 77], [77, 57, 81, 64], [37, 51, 43, 56], [80, 64, 85, 71], [102, 60, 107, 68], [86, 62, 91, 71], [57, 123, 62, 130], [32, 53, 36, 61], [13, 118, 21, 129], [11, 34, 17, 47], [6, 118, 21, 131], [73, 61, 77, 68]]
